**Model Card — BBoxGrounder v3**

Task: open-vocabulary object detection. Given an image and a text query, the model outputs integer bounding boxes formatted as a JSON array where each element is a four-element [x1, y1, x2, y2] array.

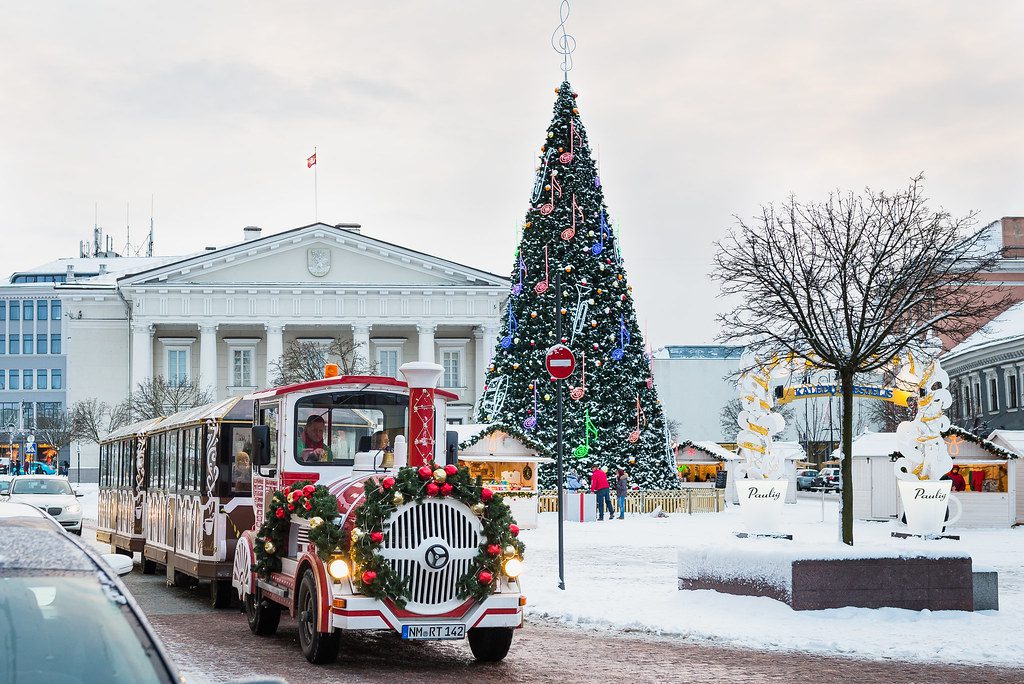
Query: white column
[[352, 323, 371, 372], [417, 323, 436, 364], [473, 325, 489, 403], [199, 323, 218, 396], [265, 323, 284, 387], [130, 322, 154, 393]]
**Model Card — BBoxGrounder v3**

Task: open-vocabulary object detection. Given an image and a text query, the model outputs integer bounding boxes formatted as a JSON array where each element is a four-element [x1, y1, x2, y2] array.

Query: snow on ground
[[518, 497, 1024, 666], [77, 482, 99, 521]]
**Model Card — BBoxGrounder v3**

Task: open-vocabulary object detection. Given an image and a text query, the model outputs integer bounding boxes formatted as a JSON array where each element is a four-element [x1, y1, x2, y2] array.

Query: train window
[[258, 404, 279, 477], [193, 426, 203, 489], [293, 392, 407, 467], [231, 427, 253, 495]]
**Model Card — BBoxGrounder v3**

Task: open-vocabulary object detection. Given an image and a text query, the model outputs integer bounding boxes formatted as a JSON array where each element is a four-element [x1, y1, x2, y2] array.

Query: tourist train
[[97, 362, 525, 663]]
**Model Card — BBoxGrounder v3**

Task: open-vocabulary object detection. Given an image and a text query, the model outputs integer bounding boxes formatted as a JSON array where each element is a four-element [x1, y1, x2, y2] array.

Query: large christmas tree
[[477, 81, 678, 490]]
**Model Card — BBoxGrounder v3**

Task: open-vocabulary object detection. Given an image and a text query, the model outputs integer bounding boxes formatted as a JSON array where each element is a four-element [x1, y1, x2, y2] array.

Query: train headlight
[[503, 557, 525, 579], [328, 557, 350, 580]]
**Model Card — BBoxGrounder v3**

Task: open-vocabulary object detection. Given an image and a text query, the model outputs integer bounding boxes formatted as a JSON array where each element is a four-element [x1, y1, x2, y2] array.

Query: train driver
[[298, 414, 334, 463]]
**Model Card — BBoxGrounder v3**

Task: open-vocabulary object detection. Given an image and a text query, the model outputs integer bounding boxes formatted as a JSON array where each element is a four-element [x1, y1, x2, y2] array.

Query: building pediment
[[118, 223, 505, 290]]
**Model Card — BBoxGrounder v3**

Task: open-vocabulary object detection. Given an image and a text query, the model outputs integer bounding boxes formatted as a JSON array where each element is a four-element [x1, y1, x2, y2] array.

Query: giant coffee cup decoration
[[735, 479, 789, 534], [897, 480, 962, 536]]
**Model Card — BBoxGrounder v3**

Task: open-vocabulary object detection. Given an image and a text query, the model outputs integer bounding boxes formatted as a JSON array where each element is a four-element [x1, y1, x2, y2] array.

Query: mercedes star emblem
[[424, 543, 450, 570]]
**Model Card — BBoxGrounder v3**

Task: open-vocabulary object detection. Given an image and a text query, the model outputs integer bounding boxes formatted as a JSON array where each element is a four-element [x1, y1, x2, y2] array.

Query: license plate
[[401, 623, 466, 640]]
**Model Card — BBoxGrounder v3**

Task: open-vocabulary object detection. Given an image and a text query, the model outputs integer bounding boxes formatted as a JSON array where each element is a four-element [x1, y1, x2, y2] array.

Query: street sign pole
[[555, 269, 565, 591]]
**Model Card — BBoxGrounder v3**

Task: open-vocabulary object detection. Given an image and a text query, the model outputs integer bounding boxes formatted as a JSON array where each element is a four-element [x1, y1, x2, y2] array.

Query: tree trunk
[[840, 367, 855, 545]]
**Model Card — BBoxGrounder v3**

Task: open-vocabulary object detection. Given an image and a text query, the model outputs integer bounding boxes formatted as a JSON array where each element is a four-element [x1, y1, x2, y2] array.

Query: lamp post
[[76, 444, 81, 484]]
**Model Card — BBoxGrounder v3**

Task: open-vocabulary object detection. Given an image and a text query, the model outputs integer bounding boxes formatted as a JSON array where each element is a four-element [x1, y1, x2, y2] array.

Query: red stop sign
[[545, 344, 576, 380]]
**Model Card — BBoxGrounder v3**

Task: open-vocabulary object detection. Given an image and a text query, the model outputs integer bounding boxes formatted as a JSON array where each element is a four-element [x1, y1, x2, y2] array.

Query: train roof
[[149, 396, 254, 434], [246, 375, 459, 401], [101, 416, 167, 443]]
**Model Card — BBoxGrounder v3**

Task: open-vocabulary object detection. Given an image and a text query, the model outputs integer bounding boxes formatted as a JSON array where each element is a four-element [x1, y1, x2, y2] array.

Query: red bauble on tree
[[481, 488, 494, 502], [444, 464, 458, 477], [362, 570, 377, 585], [302, 484, 315, 496], [274, 507, 286, 519], [478, 570, 493, 584], [509, 524, 520, 537], [418, 466, 434, 480], [440, 483, 453, 497], [370, 531, 384, 544], [487, 544, 501, 557], [426, 482, 440, 497], [381, 476, 396, 490]]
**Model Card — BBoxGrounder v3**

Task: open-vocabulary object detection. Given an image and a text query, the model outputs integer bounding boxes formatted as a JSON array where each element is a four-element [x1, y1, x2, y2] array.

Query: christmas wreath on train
[[253, 464, 526, 608]]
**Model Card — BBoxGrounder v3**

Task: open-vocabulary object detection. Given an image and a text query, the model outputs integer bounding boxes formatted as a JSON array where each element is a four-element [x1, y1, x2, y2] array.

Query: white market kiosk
[[455, 424, 553, 529], [850, 428, 1020, 526]]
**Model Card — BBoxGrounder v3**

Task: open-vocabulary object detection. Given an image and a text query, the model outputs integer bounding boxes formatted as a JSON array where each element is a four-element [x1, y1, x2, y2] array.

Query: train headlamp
[[328, 557, 350, 580], [503, 557, 525, 579]]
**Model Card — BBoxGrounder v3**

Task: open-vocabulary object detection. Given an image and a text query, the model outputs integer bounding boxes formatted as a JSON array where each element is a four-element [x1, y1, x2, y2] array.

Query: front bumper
[[330, 593, 523, 634]]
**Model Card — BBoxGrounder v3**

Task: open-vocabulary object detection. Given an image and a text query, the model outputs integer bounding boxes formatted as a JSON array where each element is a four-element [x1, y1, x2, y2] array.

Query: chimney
[[1001, 218, 1024, 258], [205, 246, 217, 251], [243, 225, 262, 242], [336, 223, 361, 234], [99, 263, 108, 275], [65, 264, 75, 282]]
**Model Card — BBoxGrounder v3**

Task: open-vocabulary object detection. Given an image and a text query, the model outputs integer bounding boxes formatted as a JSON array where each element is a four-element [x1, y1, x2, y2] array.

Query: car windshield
[[0, 574, 170, 683], [294, 391, 408, 466], [11, 479, 72, 495]]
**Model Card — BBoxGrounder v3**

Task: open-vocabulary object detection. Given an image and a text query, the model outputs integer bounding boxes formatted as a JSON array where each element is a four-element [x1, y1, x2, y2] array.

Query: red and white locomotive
[[231, 362, 525, 664]]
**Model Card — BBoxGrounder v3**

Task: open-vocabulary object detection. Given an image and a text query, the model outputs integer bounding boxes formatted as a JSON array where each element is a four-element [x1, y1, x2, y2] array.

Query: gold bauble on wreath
[[471, 502, 486, 517], [393, 492, 405, 506], [433, 468, 447, 483], [264, 541, 276, 554]]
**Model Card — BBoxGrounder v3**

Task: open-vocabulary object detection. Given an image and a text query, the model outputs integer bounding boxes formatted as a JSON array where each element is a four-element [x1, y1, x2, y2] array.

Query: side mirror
[[76, 492, 84, 498], [445, 430, 459, 467], [0, 485, 9, 496], [252, 425, 271, 466]]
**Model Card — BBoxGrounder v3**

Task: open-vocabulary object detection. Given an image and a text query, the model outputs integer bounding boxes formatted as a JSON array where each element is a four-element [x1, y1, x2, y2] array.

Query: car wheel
[[245, 588, 281, 636], [211, 579, 234, 609], [72, 528, 83, 536], [468, 627, 514, 662], [297, 570, 339, 664]]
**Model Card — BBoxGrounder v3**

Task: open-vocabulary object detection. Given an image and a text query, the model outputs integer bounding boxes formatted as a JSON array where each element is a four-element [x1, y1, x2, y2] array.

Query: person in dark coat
[[615, 468, 628, 519]]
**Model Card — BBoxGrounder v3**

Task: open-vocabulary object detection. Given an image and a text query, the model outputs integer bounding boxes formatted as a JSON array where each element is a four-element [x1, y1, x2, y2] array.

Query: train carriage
[[139, 396, 256, 606], [97, 416, 165, 550]]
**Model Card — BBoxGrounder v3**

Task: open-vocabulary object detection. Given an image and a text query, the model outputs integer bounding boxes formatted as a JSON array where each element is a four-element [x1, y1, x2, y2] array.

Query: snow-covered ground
[[519, 497, 1024, 666]]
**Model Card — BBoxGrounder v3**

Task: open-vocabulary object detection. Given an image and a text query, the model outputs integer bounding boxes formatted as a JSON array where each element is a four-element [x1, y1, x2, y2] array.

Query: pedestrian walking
[[591, 466, 612, 520], [615, 468, 628, 519]]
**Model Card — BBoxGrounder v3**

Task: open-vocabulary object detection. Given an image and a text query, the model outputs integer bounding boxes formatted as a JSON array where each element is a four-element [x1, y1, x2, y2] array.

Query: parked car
[[22, 460, 57, 475], [1, 475, 83, 535], [0, 506, 184, 683], [796, 469, 819, 491], [814, 467, 843, 491]]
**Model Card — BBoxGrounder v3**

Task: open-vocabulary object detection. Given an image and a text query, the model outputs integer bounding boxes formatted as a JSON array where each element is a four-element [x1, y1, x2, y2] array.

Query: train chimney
[[398, 362, 444, 467]]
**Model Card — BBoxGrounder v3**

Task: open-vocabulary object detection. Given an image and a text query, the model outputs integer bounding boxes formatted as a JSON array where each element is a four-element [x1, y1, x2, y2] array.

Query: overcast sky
[[3, 1, 1024, 348]]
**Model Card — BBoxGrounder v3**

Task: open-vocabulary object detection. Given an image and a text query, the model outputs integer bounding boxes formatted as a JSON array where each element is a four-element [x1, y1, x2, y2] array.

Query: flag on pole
[[307, 152, 317, 168]]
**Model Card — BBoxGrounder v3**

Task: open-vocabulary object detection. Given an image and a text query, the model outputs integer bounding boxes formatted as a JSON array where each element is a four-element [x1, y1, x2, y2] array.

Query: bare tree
[[70, 398, 132, 443], [269, 338, 376, 386], [130, 375, 213, 421], [713, 177, 1007, 544], [35, 410, 77, 466]]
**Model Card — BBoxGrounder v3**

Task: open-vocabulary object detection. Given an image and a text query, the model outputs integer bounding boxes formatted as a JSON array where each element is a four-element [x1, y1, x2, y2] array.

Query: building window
[[37, 370, 46, 390], [377, 348, 400, 379], [0, 371, 4, 391], [9, 335, 18, 355], [51, 300, 61, 320], [1008, 372, 1019, 410], [167, 348, 189, 386], [36, 335, 46, 355], [37, 402, 61, 420], [962, 383, 971, 417], [21, 402, 33, 428], [0, 302, 5, 320], [0, 335, 4, 355], [10, 302, 19, 321], [36, 300, 47, 320], [50, 334, 61, 355], [231, 348, 253, 387], [23, 301, 32, 321], [441, 349, 462, 388], [22, 336, 32, 355], [989, 376, 999, 413], [9, 371, 18, 391], [973, 381, 982, 413], [22, 371, 31, 390], [51, 369, 62, 390]]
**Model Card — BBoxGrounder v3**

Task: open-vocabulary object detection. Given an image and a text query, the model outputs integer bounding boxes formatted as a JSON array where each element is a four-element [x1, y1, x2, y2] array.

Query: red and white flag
[[307, 152, 317, 168]]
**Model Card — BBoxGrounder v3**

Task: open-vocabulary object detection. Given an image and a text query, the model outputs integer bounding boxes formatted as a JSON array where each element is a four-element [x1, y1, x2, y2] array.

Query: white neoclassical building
[[57, 222, 506, 471]]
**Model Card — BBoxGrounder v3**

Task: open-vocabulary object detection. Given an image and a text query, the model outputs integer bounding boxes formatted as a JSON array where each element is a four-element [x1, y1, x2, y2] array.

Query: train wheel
[[297, 570, 339, 664], [210, 579, 234, 609], [245, 589, 281, 636], [142, 559, 157, 575], [468, 627, 514, 663]]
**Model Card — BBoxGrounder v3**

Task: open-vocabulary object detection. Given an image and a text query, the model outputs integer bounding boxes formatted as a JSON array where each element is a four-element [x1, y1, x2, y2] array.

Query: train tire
[[468, 627, 514, 663], [211, 579, 234, 609], [297, 570, 339, 664], [245, 589, 281, 636]]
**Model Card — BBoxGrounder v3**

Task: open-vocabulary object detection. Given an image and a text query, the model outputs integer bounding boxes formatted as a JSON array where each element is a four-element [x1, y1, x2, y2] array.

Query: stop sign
[[545, 344, 576, 380]]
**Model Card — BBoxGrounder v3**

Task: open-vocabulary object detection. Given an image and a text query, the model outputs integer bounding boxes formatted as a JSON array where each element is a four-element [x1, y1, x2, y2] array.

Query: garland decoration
[[254, 481, 346, 578], [350, 463, 525, 608]]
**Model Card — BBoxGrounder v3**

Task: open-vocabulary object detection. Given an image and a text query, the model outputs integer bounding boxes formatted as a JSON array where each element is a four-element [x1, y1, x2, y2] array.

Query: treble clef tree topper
[[551, 0, 576, 78]]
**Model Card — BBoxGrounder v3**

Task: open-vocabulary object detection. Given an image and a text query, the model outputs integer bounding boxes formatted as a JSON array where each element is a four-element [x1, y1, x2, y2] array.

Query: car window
[[0, 574, 171, 683], [11, 479, 73, 495]]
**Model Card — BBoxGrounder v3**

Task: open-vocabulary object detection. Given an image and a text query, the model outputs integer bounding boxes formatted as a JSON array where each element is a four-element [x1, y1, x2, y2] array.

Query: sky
[[3, 1, 1024, 349]]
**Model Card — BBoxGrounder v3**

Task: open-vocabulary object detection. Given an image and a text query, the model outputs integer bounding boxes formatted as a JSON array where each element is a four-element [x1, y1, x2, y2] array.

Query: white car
[[1, 475, 83, 535]]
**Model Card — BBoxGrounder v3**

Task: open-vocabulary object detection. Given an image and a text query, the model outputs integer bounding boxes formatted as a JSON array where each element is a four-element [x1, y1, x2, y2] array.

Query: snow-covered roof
[[839, 427, 1017, 460], [943, 300, 1024, 361], [985, 430, 1024, 458], [7, 255, 187, 288], [676, 440, 735, 461], [656, 345, 744, 360]]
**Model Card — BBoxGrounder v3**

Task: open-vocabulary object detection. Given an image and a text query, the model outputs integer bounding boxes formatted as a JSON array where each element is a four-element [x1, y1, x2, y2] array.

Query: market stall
[[674, 440, 730, 488], [455, 424, 553, 528]]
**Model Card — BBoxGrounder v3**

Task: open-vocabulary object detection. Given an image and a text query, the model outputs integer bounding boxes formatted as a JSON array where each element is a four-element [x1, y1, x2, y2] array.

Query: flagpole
[[313, 145, 318, 222]]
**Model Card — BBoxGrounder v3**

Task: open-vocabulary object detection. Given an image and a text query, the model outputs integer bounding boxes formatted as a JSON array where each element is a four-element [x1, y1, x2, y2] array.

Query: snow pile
[[679, 545, 795, 597], [519, 498, 1024, 665]]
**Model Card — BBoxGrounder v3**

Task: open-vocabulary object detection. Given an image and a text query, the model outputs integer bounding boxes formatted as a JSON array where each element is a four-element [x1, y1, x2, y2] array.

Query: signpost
[[548, 270, 576, 591]]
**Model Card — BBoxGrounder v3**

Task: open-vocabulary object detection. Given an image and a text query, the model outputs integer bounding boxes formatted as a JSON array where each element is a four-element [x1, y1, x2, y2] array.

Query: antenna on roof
[[125, 201, 132, 256], [147, 195, 155, 257]]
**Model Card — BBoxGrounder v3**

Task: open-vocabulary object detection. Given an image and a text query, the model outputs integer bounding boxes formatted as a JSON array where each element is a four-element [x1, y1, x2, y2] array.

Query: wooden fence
[[537, 488, 726, 515]]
